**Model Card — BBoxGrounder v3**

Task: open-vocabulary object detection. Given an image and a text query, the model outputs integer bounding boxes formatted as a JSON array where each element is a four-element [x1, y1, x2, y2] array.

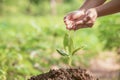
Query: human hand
[[73, 8, 98, 30], [64, 10, 86, 30], [64, 8, 98, 31]]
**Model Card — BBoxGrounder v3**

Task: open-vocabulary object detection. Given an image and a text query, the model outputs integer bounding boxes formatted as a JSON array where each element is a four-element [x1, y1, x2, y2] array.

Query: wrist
[[95, 7, 101, 17], [79, 0, 106, 13], [79, 5, 90, 12]]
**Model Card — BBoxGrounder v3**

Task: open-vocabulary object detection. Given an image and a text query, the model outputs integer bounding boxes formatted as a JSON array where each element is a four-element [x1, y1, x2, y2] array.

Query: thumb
[[71, 11, 85, 20], [75, 20, 84, 25]]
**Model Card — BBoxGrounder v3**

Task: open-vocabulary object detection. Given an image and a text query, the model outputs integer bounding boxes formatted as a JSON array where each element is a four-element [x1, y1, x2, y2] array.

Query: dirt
[[28, 68, 98, 80]]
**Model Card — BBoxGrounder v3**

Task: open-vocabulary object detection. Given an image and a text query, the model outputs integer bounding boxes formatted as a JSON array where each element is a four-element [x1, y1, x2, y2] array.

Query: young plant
[[56, 32, 83, 66]]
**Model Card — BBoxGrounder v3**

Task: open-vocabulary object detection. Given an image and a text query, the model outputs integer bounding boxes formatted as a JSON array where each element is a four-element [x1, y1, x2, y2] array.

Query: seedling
[[56, 32, 83, 66]]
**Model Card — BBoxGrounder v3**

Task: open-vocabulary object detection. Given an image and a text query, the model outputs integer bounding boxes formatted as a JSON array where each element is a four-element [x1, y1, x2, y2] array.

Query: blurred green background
[[0, 0, 120, 80]]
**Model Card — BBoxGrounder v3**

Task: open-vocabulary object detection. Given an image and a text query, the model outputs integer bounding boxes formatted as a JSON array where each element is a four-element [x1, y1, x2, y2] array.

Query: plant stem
[[68, 56, 72, 66]]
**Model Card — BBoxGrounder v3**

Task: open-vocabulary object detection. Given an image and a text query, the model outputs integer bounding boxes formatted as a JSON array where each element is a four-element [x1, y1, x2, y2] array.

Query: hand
[[64, 8, 98, 31], [74, 8, 98, 30], [64, 10, 86, 30]]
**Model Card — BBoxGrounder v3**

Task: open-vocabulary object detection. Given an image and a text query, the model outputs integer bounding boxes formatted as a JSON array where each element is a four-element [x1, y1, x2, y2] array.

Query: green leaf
[[63, 33, 69, 50], [63, 33, 74, 53], [72, 47, 83, 55], [56, 49, 69, 56], [68, 35, 74, 53]]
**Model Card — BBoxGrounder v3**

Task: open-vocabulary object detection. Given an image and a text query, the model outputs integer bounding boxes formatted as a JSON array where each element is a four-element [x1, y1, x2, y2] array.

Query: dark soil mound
[[28, 68, 98, 80]]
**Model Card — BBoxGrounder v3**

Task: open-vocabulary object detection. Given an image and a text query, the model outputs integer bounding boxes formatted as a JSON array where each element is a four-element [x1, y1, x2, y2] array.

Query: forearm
[[80, 0, 106, 10], [96, 0, 120, 17]]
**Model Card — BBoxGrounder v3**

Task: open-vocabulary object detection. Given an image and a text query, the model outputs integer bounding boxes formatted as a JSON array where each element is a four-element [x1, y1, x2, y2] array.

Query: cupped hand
[[74, 8, 98, 30], [64, 10, 86, 30], [64, 8, 98, 31]]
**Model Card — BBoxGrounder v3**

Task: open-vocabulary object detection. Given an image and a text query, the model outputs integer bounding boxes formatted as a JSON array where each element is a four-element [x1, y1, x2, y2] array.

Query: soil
[[28, 67, 98, 80]]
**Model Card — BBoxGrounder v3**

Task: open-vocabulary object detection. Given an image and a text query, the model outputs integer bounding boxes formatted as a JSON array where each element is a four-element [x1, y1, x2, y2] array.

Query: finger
[[64, 19, 71, 26], [64, 16, 68, 25], [69, 20, 84, 30], [75, 20, 84, 25], [66, 22, 74, 30], [73, 20, 85, 30], [83, 15, 94, 27], [66, 25, 73, 30], [72, 20, 84, 30], [64, 17, 69, 23], [67, 24, 72, 29], [74, 25, 88, 30], [86, 20, 94, 27], [72, 11, 85, 20], [85, 15, 94, 27], [67, 20, 73, 26], [83, 15, 91, 23], [71, 22, 76, 30], [86, 23, 93, 27], [83, 10, 94, 22], [64, 12, 73, 20]]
